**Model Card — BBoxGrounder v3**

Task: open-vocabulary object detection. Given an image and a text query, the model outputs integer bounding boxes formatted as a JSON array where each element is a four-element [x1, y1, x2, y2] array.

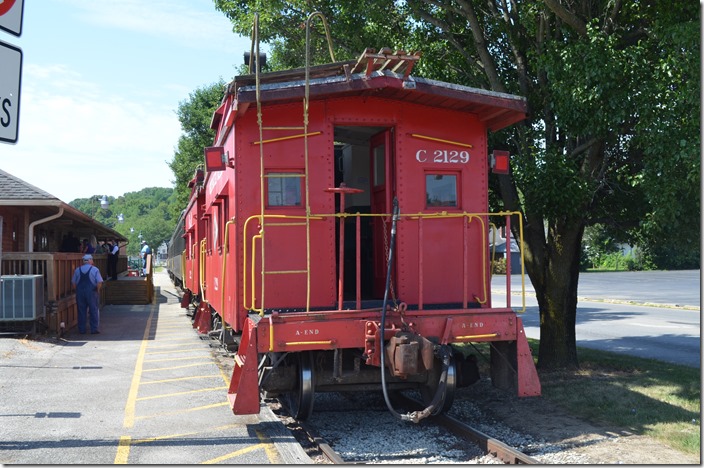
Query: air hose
[[379, 199, 450, 423]]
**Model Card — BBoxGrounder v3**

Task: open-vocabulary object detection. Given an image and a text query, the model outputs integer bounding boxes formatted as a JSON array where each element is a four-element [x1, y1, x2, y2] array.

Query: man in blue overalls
[[71, 254, 104, 334]]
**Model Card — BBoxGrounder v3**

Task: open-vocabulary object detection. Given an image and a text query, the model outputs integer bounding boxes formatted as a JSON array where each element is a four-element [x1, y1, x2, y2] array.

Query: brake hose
[[379, 198, 451, 423]]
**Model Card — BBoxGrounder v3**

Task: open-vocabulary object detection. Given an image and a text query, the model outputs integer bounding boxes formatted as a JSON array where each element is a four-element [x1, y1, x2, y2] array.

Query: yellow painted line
[[140, 374, 222, 385], [143, 355, 211, 363], [148, 337, 202, 343], [135, 386, 228, 401], [146, 341, 200, 349], [114, 435, 131, 464], [256, 428, 281, 464], [122, 304, 157, 429], [202, 443, 265, 464], [135, 402, 230, 421], [129, 424, 240, 445], [130, 430, 200, 445], [145, 349, 209, 356], [143, 362, 215, 372]]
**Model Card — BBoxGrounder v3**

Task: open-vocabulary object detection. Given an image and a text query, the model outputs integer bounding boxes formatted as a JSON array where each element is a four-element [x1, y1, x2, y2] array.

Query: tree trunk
[[533, 219, 584, 369]]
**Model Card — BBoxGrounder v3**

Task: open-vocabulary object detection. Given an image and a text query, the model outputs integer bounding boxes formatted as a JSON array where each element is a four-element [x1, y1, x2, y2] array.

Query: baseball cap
[[82, 254, 93, 261]]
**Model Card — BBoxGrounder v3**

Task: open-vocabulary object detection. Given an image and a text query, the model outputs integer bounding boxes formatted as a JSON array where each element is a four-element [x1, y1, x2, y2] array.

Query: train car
[[177, 168, 207, 312], [166, 209, 186, 288], [170, 28, 540, 422]]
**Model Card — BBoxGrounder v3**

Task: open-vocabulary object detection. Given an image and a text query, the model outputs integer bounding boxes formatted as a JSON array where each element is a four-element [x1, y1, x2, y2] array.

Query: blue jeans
[[76, 289, 100, 333]]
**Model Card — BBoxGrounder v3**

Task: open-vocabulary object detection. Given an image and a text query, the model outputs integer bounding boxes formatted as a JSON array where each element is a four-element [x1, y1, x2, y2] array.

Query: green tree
[[168, 81, 227, 218], [71, 187, 176, 256], [211, 0, 699, 369]]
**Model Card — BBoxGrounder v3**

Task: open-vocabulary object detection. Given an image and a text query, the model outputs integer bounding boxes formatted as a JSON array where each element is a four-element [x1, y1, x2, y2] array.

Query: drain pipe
[[28, 207, 65, 253]]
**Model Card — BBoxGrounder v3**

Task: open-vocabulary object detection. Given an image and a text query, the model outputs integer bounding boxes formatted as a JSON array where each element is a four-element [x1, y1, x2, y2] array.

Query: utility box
[[0, 275, 44, 321]]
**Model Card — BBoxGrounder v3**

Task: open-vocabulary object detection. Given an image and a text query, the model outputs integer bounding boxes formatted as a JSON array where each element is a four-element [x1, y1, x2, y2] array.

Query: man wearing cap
[[140, 240, 151, 277], [71, 254, 104, 334]]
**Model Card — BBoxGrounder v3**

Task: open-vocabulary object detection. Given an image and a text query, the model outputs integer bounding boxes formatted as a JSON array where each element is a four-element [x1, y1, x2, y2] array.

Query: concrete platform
[[0, 271, 312, 465]]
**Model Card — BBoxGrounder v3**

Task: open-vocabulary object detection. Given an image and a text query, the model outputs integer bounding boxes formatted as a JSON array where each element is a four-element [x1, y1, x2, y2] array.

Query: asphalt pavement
[[492, 269, 701, 308], [492, 269, 701, 367]]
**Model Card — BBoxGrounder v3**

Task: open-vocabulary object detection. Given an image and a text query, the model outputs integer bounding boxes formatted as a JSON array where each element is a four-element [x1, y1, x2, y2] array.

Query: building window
[[268, 173, 302, 207], [426, 174, 458, 207]]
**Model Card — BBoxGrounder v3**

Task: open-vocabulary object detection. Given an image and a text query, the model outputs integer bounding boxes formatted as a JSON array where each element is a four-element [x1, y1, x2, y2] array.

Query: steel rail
[[437, 412, 538, 464]]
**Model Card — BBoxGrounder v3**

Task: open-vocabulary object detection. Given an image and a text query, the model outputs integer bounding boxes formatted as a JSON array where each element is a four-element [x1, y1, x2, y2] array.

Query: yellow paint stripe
[[202, 443, 265, 464], [145, 349, 210, 356], [149, 338, 199, 349], [131, 430, 200, 445], [122, 304, 157, 429], [130, 424, 241, 445], [136, 386, 227, 401], [114, 435, 131, 464], [143, 356, 211, 363], [256, 429, 281, 464], [140, 374, 222, 385], [148, 337, 201, 343], [153, 330, 194, 336], [135, 402, 229, 421], [143, 362, 215, 372]]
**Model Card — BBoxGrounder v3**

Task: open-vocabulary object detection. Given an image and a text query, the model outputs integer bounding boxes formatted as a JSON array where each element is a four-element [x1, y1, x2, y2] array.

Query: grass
[[458, 340, 700, 457], [533, 341, 699, 456]]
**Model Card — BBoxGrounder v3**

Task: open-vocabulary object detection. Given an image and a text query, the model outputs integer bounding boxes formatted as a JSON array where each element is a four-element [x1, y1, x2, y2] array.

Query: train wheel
[[284, 351, 315, 420], [420, 354, 457, 416]]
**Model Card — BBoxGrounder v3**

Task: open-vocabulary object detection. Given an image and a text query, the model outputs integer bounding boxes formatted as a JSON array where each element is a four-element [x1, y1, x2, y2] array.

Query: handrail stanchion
[[506, 214, 512, 309], [356, 215, 361, 310]]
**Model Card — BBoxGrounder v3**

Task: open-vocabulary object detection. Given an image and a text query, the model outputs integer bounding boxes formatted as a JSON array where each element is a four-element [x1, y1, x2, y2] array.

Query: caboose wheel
[[283, 351, 314, 420], [420, 354, 457, 416]]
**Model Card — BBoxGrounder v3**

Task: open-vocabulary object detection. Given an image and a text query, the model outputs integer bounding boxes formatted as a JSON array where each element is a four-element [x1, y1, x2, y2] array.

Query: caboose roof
[[227, 52, 527, 132]]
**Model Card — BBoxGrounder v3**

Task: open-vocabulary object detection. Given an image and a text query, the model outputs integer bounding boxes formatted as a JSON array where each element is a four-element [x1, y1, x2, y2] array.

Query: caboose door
[[370, 129, 394, 298]]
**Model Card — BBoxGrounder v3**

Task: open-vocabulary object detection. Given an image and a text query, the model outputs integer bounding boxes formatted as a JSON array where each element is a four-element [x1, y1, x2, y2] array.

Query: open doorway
[[333, 125, 393, 303]]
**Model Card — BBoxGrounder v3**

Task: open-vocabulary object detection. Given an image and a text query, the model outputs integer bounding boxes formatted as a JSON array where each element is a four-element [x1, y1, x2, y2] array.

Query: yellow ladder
[[247, 12, 336, 315]]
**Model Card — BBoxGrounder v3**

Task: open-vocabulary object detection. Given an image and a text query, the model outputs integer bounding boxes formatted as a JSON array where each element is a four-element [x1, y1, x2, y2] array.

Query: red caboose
[[189, 47, 540, 421]]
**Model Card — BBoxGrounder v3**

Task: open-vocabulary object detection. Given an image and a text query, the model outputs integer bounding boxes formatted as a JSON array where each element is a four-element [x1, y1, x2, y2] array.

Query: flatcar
[[168, 17, 540, 422]]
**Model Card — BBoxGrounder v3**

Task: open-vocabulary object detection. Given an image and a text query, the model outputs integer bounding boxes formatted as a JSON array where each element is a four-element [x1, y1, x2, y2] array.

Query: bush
[[492, 257, 506, 274]]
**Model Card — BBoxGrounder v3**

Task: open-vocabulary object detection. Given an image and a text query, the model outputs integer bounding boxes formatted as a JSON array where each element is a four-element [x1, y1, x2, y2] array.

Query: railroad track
[[273, 393, 538, 464]]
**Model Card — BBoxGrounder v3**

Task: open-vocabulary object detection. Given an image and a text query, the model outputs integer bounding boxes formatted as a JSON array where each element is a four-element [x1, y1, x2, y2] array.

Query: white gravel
[[302, 390, 593, 464]]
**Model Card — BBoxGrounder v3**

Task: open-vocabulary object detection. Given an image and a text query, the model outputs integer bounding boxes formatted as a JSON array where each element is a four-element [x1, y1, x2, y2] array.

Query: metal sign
[[0, 38, 21, 143], [0, 0, 24, 37]]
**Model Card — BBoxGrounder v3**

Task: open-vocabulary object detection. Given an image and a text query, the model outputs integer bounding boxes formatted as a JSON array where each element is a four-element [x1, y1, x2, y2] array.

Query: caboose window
[[426, 174, 458, 207], [267, 173, 302, 207]]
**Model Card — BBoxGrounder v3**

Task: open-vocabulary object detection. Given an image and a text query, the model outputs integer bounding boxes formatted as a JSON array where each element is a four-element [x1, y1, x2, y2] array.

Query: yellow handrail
[[242, 214, 323, 313], [199, 239, 207, 303], [220, 219, 236, 316], [467, 214, 487, 304], [242, 211, 527, 314]]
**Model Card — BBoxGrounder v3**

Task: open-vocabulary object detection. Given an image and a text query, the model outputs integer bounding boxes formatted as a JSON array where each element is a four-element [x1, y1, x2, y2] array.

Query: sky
[[1, 0, 253, 204]]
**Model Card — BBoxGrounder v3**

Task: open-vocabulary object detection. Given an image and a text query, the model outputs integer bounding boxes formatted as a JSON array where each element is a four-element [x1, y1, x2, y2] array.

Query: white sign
[[0, 39, 21, 143], [0, 0, 23, 37]]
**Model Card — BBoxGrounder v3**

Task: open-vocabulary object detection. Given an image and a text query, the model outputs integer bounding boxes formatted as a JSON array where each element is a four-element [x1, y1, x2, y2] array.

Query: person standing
[[140, 240, 151, 276], [71, 254, 103, 334], [107, 239, 119, 281]]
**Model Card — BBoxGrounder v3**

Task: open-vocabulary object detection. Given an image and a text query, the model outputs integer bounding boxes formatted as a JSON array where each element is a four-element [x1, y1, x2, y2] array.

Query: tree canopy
[[168, 81, 227, 219], [71, 187, 176, 256], [209, 0, 699, 369]]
